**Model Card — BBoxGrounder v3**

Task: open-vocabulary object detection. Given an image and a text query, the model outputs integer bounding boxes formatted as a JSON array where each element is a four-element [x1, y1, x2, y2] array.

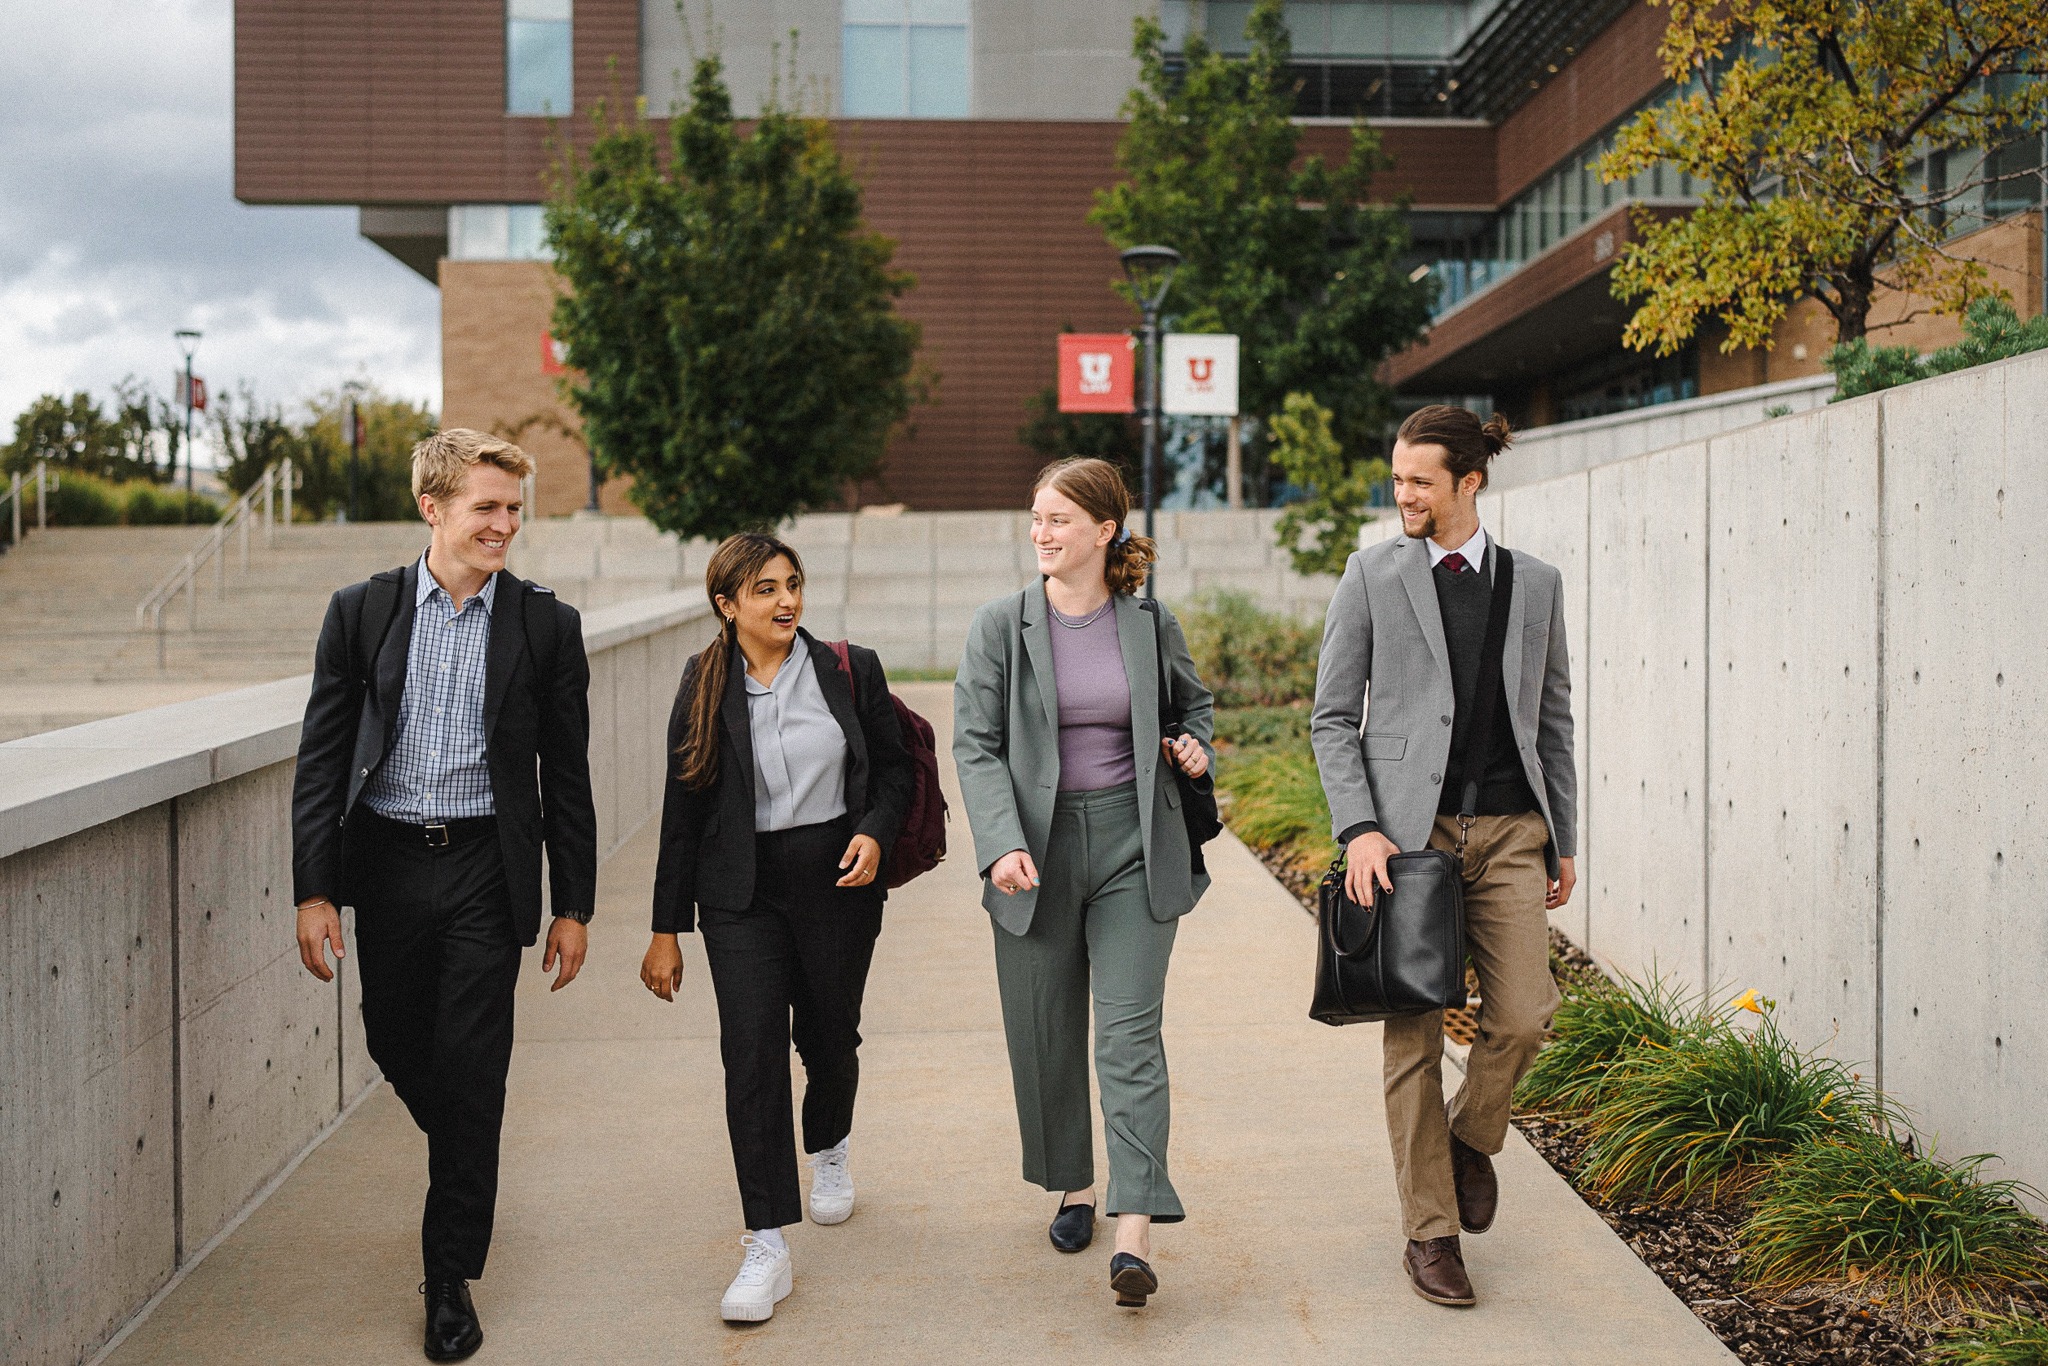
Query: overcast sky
[[0, 0, 441, 439]]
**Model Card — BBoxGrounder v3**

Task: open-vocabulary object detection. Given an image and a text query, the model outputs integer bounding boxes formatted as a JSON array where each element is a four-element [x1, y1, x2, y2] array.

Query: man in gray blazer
[[1310, 404, 1577, 1309]]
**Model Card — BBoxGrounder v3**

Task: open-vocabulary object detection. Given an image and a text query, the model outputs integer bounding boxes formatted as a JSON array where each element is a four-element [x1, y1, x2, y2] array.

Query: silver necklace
[[1048, 598, 1114, 629]]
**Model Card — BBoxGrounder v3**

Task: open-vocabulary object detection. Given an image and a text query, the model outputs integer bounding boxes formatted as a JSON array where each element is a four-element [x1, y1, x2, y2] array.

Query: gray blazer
[[1310, 535, 1578, 876], [953, 582, 1215, 935]]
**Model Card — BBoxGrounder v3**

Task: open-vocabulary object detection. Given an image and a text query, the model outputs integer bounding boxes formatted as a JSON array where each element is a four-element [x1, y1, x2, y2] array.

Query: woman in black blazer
[[640, 532, 913, 1324]]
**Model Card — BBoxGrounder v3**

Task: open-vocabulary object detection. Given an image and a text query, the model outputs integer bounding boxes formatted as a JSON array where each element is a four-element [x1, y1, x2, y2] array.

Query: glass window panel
[[1284, 3, 1330, 54], [908, 0, 967, 22], [449, 205, 510, 260], [907, 24, 968, 117], [1160, 0, 1193, 49], [1386, 2, 1447, 58], [842, 24, 906, 114], [1329, 2, 1383, 55], [1207, 2, 1256, 51], [843, 0, 903, 22], [507, 205, 550, 259], [509, 0, 569, 18], [507, 18, 572, 115]]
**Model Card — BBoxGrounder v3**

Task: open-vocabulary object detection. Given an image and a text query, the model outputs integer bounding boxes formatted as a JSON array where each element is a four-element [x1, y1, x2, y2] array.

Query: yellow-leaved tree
[[1604, 0, 2047, 354]]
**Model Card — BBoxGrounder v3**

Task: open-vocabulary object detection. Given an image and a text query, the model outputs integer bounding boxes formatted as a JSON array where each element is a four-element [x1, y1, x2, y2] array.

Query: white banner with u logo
[[1161, 333, 1240, 416]]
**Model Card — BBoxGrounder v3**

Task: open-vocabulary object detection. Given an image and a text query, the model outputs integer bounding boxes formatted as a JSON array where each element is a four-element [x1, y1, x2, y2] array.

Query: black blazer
[[651, 629, 912, 933], [291, 560, 599, 946]]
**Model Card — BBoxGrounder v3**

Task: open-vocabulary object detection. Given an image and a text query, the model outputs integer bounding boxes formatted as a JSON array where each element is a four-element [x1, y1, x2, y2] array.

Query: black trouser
[[698, 816, 885, 1232], [346, 815, 522, 1282]]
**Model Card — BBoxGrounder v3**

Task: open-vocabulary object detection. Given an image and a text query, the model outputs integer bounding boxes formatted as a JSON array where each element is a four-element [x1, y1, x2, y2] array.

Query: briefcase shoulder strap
[[1459, 546, 1516, 823], [1137, 598, 1181, 730]]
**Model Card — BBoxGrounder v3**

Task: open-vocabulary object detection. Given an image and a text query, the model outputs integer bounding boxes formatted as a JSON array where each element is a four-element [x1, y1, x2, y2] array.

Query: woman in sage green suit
[[952, 457, 1215, 1310]]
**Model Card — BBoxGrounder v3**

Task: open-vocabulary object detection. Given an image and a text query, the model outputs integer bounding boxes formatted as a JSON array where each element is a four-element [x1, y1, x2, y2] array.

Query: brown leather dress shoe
[[1449, 1128, 1499, 1234], [1404, 1236, 1477, 1306]]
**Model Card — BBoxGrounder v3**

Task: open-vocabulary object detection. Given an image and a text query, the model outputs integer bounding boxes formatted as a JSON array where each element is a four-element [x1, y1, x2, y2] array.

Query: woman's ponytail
[[675, 620, 734, 791]]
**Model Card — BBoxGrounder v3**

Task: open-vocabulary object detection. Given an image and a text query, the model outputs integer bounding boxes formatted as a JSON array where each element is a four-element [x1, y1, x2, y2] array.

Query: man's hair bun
[[1480, 411, 1514, 456]]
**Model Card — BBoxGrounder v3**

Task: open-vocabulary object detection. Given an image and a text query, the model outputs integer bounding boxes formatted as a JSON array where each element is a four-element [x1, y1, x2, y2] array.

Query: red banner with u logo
[[1056, 333, 1134, 413]]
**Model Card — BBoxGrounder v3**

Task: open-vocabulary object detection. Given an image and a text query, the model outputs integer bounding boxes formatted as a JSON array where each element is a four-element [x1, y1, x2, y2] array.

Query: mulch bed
[[1241, 839, 1996, 1365]]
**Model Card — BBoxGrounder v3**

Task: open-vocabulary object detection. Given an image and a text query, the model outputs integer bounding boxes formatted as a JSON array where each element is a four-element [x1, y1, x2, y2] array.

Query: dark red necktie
[[1441, 552, 1469, 574]]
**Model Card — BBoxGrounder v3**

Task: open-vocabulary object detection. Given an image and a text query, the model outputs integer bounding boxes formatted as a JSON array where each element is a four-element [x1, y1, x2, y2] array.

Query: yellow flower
[[1730, 988, 1773, 1015]]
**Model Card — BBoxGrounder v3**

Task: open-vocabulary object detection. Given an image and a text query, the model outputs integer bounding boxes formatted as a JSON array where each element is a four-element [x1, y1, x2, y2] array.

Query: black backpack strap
[[355, 573, 402, 688], [522, 581, 561, 683], [1457, 546, 1515, 851]]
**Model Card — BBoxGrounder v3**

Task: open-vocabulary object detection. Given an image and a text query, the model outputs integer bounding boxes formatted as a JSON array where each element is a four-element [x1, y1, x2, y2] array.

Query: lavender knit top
[[1048, 602, 1137, 791]]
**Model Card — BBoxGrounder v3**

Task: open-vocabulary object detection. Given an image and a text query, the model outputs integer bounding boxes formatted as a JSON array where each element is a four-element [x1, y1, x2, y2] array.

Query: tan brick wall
[[438, 260, 636, 519], [1700, 211, 2045, 395]]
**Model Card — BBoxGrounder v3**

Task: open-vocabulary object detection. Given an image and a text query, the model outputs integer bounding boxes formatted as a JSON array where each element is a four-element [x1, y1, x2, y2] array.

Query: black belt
[[357, 809, 498, 849]]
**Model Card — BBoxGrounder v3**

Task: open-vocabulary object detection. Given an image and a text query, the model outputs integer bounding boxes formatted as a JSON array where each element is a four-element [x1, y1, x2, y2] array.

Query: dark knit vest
[[1434, 551, 1538, 818]]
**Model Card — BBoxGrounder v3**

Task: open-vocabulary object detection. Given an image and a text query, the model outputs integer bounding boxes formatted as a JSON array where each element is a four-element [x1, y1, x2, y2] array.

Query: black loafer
[[1110, 1252, 1158, 1308], [1048, 1201, 1096, 1253], [422, 1279, 483, 1362]]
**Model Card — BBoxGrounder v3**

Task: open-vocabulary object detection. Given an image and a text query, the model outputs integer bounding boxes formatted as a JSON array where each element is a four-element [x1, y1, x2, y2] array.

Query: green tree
[[545, 58, 923, 538], [210, 382, 312, 497], [1090, 0, 1433, 503], [1268, 392, 1385, 577], [4, 382, 173, 482], [289, 387, 438, 522], [1605, 0, 2048, 354]]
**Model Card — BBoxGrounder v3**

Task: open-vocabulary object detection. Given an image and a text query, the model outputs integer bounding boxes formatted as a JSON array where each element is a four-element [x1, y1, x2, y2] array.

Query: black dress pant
[[346, 818, 522, 1282], [698, 815, 885, 1232]]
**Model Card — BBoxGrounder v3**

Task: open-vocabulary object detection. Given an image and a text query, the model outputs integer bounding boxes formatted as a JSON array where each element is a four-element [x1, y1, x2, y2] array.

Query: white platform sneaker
[[719, 1234, 792, 1323], [809, 1138, 855, 1225]]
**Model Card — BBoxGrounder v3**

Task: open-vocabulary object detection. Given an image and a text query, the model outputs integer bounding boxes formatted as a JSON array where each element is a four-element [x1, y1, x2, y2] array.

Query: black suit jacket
[[651, 629, 912, 933], [291, 560, 599, 946]]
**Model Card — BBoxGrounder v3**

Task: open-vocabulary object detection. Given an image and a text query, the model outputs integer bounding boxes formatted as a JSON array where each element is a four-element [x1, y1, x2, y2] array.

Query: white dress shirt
[[1428, 523, 1488, 572], [742, 645, 850, 833]]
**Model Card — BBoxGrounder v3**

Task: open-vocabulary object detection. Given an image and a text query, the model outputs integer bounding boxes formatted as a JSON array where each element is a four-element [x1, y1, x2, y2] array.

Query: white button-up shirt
[[742, 645, 850, 832]]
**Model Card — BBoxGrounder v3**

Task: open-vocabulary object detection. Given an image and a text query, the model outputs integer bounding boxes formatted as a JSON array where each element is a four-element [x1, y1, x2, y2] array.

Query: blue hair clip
[[1113, 525, 1132, 547]]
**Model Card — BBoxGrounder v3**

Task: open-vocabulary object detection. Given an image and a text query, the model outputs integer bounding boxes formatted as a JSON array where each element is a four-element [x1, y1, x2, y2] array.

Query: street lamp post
[[343, 381, 365, 523], [1118, 246, 1181, 600], [174, 329, 201, 525]]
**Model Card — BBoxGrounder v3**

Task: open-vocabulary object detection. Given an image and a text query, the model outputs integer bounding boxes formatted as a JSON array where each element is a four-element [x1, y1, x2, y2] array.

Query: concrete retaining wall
[[0, 593, 717, 1366], [1474, 347, 2048, 1195]]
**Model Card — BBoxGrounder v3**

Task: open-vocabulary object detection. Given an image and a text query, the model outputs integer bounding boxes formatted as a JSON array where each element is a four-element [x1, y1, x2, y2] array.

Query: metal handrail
[[1, 461, 57, 549], [135, 459, 296, 668]]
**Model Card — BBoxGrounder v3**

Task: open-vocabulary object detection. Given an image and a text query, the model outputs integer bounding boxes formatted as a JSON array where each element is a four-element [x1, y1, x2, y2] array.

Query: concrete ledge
[[0, 593, 717, 861]]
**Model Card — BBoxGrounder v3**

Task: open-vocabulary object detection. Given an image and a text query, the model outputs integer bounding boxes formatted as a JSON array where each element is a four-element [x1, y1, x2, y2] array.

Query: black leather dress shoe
[[1109, 1252, 1158, 1308], [422, 1279, 483, 1362], [1049, 1201, 1096, 1253]]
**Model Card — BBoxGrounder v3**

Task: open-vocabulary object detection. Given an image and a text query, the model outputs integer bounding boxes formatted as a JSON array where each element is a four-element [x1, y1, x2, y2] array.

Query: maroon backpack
[[828, 640, 948, 889]]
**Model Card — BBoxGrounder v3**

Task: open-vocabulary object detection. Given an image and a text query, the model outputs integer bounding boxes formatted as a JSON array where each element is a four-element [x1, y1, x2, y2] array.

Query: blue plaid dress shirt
[[361, 554, 498, 823]]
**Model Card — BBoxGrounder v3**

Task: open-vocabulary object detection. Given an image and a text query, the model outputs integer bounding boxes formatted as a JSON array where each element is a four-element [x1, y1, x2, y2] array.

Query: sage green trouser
[[991, 783, 1184, 1221]]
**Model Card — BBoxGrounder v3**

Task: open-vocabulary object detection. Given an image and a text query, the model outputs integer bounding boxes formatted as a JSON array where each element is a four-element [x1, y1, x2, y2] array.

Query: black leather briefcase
[[1310, 849, 1470, 1025]]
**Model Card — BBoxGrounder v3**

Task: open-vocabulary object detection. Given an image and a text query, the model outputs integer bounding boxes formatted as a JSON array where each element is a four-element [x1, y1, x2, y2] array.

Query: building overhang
[[1383, 201, 1689, 394], [359, 206, 448, 283]]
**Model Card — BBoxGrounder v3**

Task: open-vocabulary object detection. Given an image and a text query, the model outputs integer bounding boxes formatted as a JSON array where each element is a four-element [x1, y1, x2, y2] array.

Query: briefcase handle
[[1321, 858, 1379, 960]]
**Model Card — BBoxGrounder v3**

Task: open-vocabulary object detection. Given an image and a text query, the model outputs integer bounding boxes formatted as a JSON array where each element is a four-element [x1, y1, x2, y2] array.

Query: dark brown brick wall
[[1492, 0, 1669, 204]]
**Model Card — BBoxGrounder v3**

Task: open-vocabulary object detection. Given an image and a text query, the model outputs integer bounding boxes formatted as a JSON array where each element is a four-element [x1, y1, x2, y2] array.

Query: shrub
[[1212, 743, 1332, 875], [1213, 705, 1312, 751], [1742, 1130, 2048, 1313], [1828, 297, 2048, 400], [40, 472, 121, 526], [1516, 969, 1716, 1115], [1179, 590, 1321, 708], [1577, 1010, 1881, 1203], [1930, 1313, 2048, 1364], [122, 483, 218, 525]]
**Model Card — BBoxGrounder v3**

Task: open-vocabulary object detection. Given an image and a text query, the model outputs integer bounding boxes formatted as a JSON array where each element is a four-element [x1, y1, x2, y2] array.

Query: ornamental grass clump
[[1742, 1130, 2048, 1314], [1576, 1007, 1881, 1204], [1930, 1312, 2048, 1364], [1515, 969, 1717, 1115]]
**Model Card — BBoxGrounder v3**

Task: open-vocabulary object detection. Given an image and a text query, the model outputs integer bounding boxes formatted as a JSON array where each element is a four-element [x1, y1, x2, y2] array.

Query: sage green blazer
[[952, 580, 1215, 936]]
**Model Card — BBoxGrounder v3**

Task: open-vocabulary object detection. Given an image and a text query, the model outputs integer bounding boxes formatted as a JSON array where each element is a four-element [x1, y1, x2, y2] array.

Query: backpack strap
[[828, 639, 855, 704], [1138, 599, 1181, 731], [355, 572, 402, 688], [522, 580, 561, 683]]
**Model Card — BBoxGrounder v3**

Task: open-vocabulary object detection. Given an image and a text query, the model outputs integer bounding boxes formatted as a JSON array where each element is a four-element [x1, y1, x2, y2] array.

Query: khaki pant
[[1381, 810, 1559, 1241]]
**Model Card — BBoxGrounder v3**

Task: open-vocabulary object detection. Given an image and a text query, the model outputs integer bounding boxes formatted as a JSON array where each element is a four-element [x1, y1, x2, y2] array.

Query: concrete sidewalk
[[100, 683, 1731, 1365]]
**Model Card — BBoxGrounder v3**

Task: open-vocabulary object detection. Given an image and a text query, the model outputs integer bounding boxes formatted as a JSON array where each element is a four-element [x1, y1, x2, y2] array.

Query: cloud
[[0, 0, 440, 443]]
